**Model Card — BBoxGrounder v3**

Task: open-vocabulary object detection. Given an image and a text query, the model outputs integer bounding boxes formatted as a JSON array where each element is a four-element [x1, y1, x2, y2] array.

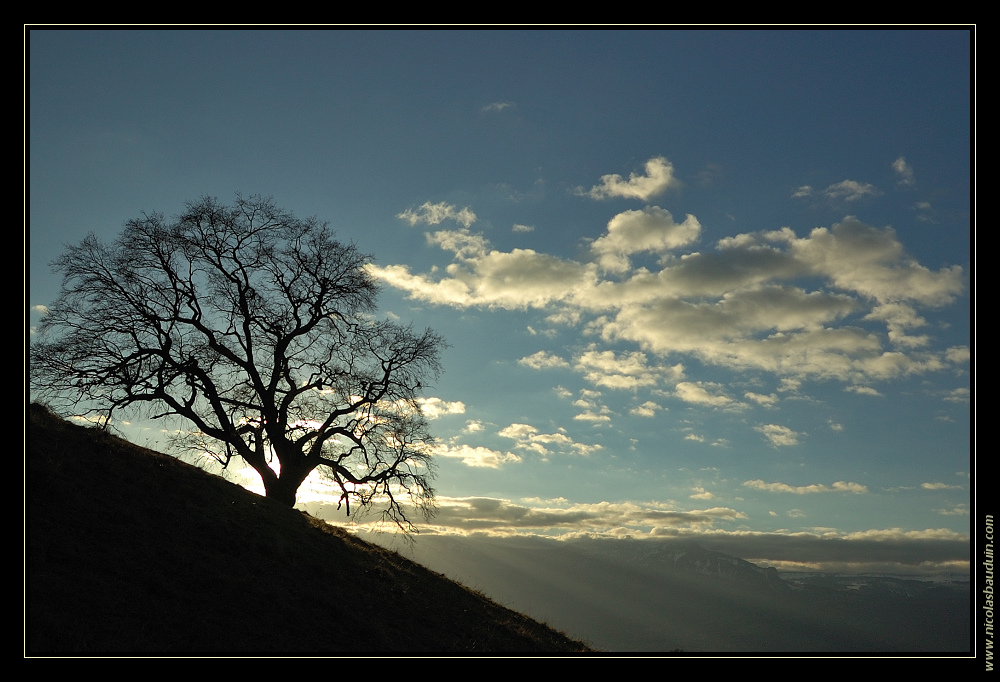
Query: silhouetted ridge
[[26, 403, 591, 654]]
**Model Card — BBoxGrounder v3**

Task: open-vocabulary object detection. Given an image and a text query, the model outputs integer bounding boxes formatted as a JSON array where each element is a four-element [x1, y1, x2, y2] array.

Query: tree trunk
[[263, 478, 299, 507], [267, 485, 295, 507], [261, 461, 312, 508]]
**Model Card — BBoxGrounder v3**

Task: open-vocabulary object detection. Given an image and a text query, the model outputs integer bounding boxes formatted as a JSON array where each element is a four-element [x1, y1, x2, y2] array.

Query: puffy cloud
[[499, 422, 601, 456], [831, 481, 869, 493], [426, 228, 489, 260], [368, 244, 598, 311], [864, 302, 929, 348], [630, 401, 664, 418], [590, 207, 701, 273], [398, 201, 477, 228], [945, 346, 970, 364], [689, 487, 714, 500], [788, 218, 963, 306], [427, 443, 521, 468], [573, 411, 612, 424], [573, 349, 679, 390], [675, 382, 737, 408], [578, 156, 678, 201], [743, 479, 868, 494], [365, 263, 478, 308], [371, 211, 965, 388], [745, 392, 778, 407], [417, 397, 466, 419], [450, 249, 597, 309], [753, 424, 803, 447]]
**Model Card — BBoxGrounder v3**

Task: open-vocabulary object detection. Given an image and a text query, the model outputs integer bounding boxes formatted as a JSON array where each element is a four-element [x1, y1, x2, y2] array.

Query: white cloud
[[846, 385, 882, 397], [417, 397, 466, 419], [590, 207, 701, 273], [573, 411, 612, 424], [744, 479, 868, 494], [745, 392, 778, 407], [426, 227, 489, 259], [518, 350, 570, 370], [943, 388, 970, 404], [921, 482, 964, 490], [893, 156, 915, 185], [482, 101, 514, 112], [574, 349, 679, 390], [398, 201, 477, 228], [512, 223, 534, 233], [945, 346, 970, 365], [630, 401, 663, 417], [864, 302, 929, 348], [578, 156, 678, 201], [689, 487, 714, 500], [430, 443, 521, 468], [499, 422, 602, 456], [553, 386, 574, 400], [675, 381, 739, 408], [753, 424, 803, 447], [822, 180, 882, 202], [371, 213, 965, 389], [788, 217, 963, 306]]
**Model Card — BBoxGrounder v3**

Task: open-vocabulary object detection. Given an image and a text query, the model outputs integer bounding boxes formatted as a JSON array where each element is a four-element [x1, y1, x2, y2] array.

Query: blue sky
[[28, 29, 972, 575]]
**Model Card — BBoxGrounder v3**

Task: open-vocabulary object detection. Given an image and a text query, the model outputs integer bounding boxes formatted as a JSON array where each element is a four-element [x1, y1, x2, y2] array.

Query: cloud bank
[[370, 207, 966, 390], [329, 495, 969, 575]]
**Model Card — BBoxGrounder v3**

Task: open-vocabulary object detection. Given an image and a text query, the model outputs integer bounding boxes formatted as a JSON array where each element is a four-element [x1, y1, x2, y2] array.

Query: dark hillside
[[25, 403, 591, 655]]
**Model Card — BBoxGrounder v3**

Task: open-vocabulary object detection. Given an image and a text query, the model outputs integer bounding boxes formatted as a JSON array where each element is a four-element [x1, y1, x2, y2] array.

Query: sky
[[27, 29, 973, 576]]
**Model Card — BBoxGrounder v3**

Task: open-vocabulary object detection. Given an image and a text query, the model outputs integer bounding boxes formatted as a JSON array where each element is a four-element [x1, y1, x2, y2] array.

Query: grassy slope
[[25, 404, 591, 655]]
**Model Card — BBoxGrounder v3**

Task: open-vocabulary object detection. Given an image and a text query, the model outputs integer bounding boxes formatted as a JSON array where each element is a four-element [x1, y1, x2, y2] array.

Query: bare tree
[[30, 195, 444, 531]]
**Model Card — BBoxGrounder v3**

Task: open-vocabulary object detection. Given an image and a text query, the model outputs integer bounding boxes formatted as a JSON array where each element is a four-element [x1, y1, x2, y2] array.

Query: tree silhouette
[[30, 195, 444, 531]]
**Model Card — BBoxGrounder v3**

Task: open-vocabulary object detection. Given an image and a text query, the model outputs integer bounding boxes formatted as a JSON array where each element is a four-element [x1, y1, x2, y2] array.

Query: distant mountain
[[571, 538, 790, 594], [388, 533, 971, 653]]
